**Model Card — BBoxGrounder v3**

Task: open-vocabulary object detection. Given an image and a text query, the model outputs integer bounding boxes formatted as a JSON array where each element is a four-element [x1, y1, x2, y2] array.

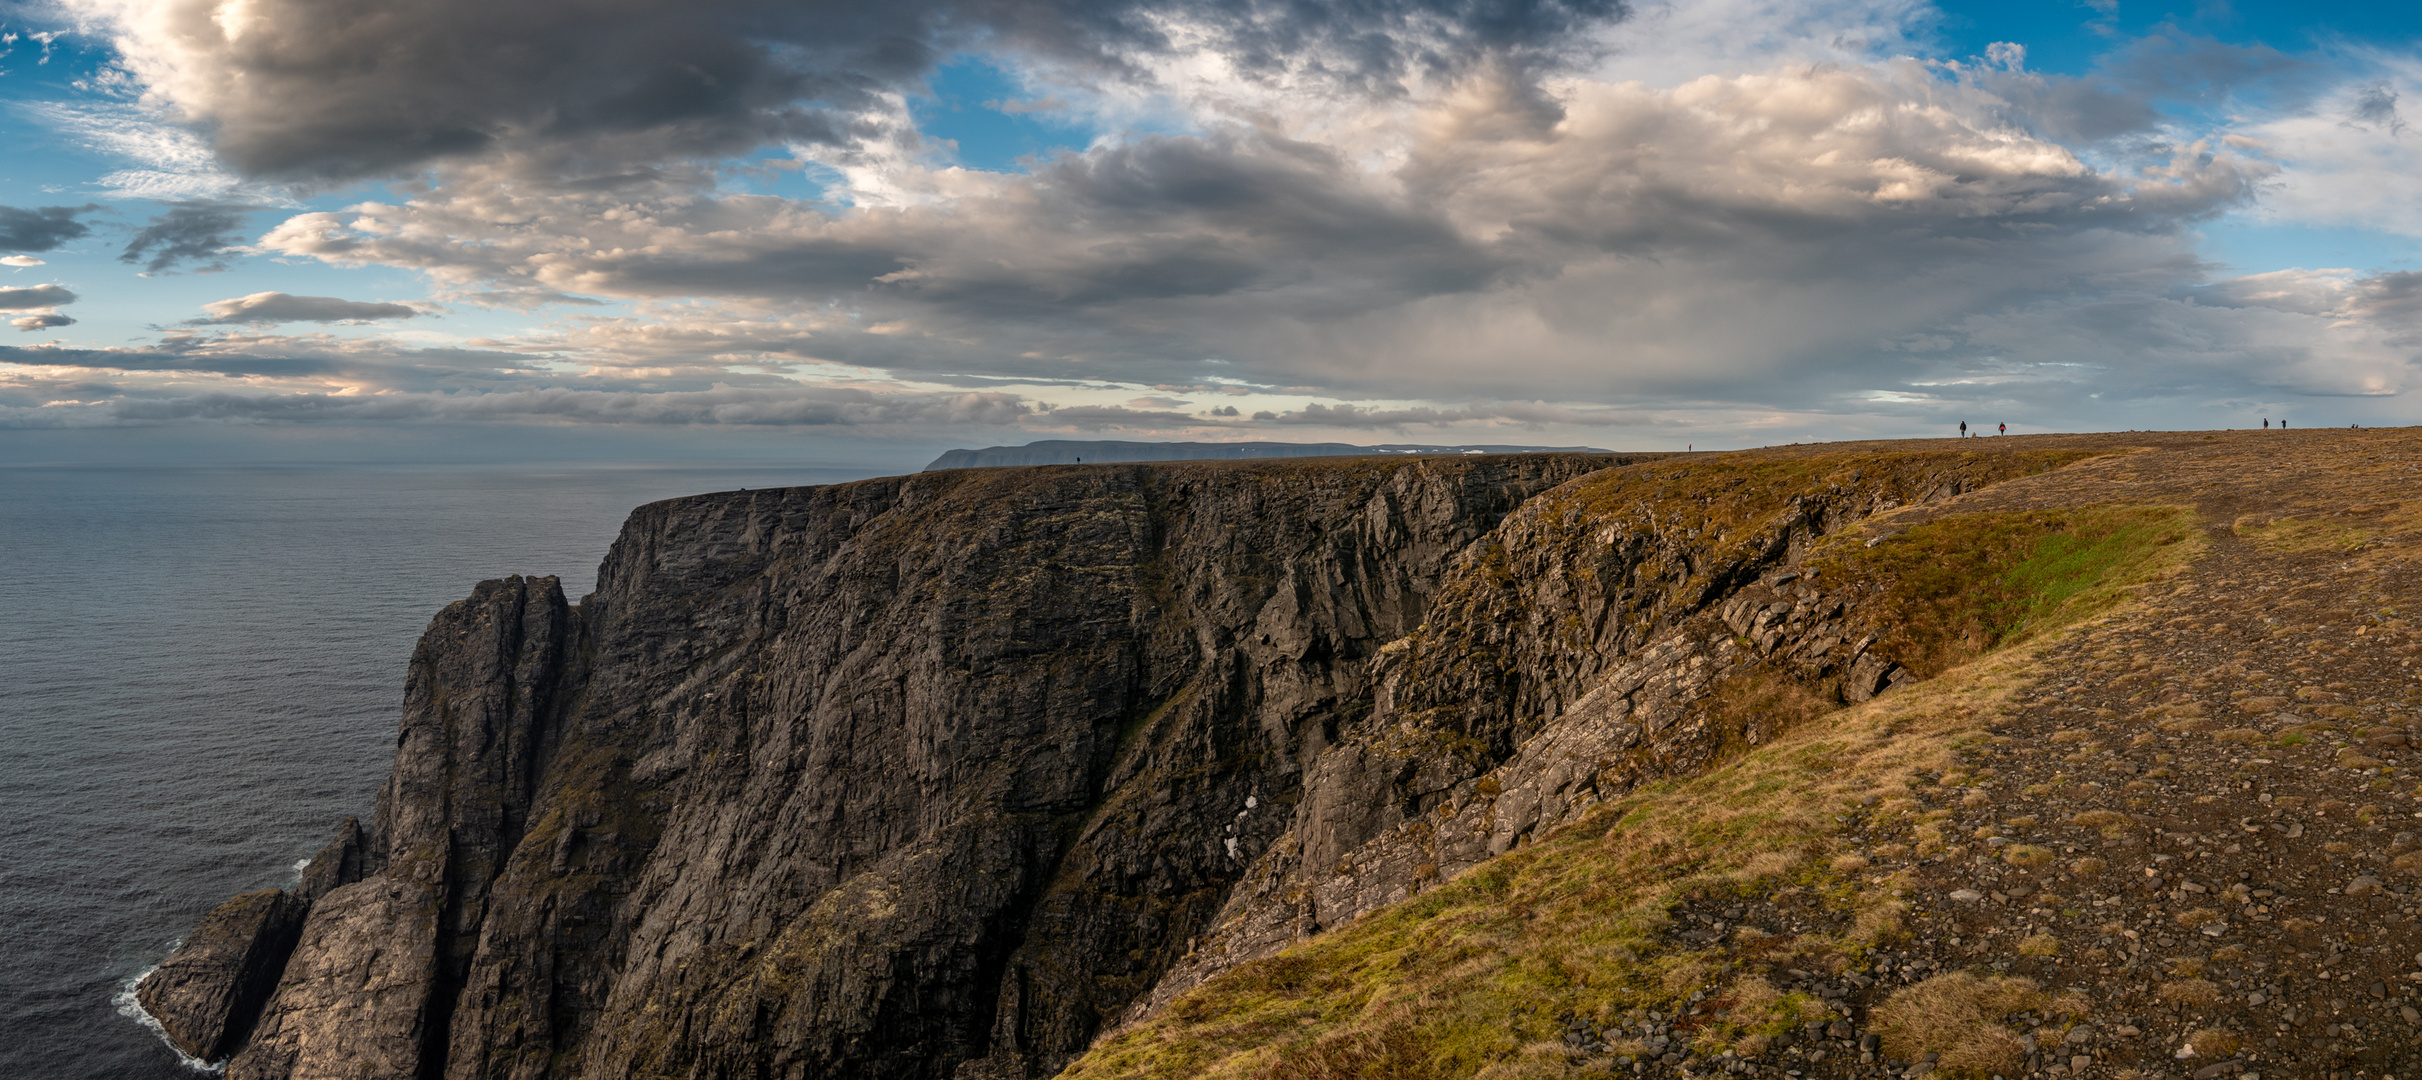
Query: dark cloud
[[1038, 404, 1222, 428], [2351, 82, 2406, 134], [191, 293, 424, 326], [93, 0, 1627, 182], [2350, 271, 2422, 322], [11, 314, 75, 332], [1961, 67, 2161, 143], [2100, 32, 2312, 110], [0, 204, 99, 253], [0, 284, 78, 310], [458, 290, 607, 310], [120, 204, 254, 274]]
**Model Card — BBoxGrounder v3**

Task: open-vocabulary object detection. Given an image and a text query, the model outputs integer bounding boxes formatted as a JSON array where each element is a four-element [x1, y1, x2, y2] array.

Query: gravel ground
[[1588, 430, 2422, 1080]]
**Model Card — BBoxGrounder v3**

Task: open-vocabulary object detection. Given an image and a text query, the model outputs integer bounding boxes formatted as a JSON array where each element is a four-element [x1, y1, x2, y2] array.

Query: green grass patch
[[1814, 505, 2200, 676]]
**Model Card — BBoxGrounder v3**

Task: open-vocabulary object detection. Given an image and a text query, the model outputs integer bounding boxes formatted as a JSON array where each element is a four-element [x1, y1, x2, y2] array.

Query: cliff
[[145, 452, 1636, 1078], [1064, 429, 2422, 1080], [144, 440, 2167, 1079]]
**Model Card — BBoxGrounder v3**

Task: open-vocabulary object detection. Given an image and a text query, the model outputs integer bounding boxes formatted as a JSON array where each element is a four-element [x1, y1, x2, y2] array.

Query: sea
[[0, 460, 888, 1078]]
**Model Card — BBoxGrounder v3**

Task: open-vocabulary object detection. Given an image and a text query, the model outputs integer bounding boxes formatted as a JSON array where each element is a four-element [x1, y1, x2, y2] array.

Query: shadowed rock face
[[135, 889, 306, 1062], [148, 454, 1632, 1080]]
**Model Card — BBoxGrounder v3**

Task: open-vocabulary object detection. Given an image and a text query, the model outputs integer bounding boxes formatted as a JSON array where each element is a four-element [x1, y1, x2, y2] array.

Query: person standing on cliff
[[1960, 421, 1967, 437]]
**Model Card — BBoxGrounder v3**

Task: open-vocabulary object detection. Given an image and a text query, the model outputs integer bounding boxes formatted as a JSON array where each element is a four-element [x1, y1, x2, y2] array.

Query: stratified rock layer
[[174, 454, 1640, 1080]]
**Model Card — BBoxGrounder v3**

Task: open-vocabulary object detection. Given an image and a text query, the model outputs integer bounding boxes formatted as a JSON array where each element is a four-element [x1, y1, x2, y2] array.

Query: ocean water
[[0, 461, 883, 1078]]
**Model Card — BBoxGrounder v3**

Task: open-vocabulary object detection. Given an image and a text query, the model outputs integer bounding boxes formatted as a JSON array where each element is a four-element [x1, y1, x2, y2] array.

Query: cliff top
[[1065, 425, 2422, 1080]]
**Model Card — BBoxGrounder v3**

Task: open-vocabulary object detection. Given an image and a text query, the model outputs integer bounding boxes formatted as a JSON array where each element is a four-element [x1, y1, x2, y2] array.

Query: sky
[[0, 0, 2416, 465]]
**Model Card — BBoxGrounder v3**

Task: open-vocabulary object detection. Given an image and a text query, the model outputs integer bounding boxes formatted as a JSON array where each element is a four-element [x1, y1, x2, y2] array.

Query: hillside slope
[[1068, 429, 2422, 1080]]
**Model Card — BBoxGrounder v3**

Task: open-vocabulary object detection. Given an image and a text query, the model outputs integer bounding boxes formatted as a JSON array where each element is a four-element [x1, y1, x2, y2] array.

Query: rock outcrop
[[135, 889, 306, 1062], [147, 453, 1640, 1079]]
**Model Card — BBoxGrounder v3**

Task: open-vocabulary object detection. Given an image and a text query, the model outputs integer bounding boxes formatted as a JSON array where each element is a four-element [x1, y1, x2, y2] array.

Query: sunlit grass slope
[[1061, 503, 2202, 1080]]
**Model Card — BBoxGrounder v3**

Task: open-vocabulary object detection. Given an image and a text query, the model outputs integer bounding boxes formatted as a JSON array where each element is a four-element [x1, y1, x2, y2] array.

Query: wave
[[112, 954, 225, 1074]]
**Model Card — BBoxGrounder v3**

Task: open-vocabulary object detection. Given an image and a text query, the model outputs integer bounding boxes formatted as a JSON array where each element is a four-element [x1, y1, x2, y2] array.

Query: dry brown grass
[[1253, 1009, 1447, 1080], [1870, 973, 2042, 1077], [2017, 934, 2060, 956], [2003, 844, 2055, 868], [2070, 810, 2131, 828], [2181, 1027, 2243, 1057], [2158, 979, 2223, 1010]]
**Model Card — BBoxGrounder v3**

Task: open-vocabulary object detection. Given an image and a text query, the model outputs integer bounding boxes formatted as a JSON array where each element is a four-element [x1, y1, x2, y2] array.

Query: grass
[[2234, 501, 2422, 555], [1061, 498, 2206, 1080], [1378, 447, 2109, 745], [1812, 506, 2201, 677]]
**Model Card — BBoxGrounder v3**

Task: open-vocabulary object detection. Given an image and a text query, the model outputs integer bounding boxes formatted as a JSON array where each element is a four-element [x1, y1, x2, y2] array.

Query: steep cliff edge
[[1062, 429, 2422, 1080], [1135, 447, 2095, 1016], [145, 442, 2133, 1079], [145, 453, 1635, 1079]]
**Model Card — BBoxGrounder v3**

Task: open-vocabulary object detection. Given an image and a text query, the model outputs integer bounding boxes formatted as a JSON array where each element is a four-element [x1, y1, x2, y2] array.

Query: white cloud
[[17, 100, 268, 201], [2239, 51, 2422, 236]]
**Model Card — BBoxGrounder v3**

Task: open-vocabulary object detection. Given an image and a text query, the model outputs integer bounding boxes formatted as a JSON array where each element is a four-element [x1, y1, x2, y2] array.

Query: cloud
[[64, 0, 1629, 182], [2213, 54, 2422, 235], [1261, 401, 1649, 428], [0, 331, 555, 380], [0, 204, 99, 253], [16, 101, 260, 201], [1, 256, 48, 267], [191, 292, 424, 325], [2350, 81, 2407, 134], [243, 59, 2272, 412], [120, 202, 255, 273], [25, 1, 2422, 441], [0, 369, 1033, 428], [12, 314, 75, 332], [1037, 404, 1219, 429], [0, 285, 79, 310]]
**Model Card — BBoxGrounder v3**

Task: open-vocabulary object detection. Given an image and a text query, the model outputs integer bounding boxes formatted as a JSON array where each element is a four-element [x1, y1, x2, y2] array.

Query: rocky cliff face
[[1130, 449, 2083, 1017], [144, 447, 2095, 1079], [143, 453, 1642, 1080]]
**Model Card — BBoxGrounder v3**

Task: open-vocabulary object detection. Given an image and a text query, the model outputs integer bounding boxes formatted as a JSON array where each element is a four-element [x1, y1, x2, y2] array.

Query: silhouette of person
[[1998, 423, 2006, 435], [2263, 418, 2268, 429], [1960, 421, 1967, 437]]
